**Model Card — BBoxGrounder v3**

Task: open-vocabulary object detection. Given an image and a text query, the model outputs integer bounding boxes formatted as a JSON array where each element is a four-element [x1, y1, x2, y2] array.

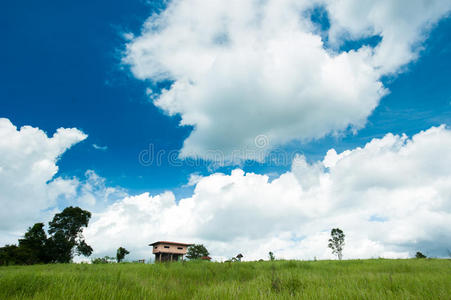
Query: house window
[[154, 246, 158, 249], [164, 246, 170, 249], [177, 247, 183, 250]]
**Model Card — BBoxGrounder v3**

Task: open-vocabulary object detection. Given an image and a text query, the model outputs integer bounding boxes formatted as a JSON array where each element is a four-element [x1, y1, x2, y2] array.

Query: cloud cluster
[[1, 119, 449, 261], [326, 0, 451, 74], [0, 118, 128, 245], [85, 125, 451, 261], [124, 0, 451, 161], [0, 118, 87, 241]]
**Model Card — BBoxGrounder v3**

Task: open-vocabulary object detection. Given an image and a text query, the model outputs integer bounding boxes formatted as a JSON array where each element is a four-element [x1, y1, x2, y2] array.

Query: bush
[[91, 256, 115, 264], [415, 252, 427, 259]]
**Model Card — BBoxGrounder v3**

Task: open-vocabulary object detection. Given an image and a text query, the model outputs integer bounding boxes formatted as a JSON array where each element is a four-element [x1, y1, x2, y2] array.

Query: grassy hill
[[0, 259, 450, 299]]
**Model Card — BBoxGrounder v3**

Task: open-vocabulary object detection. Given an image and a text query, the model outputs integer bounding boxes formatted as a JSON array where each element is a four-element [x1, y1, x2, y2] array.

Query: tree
[[116, 247, 130, 263], [268, 251, 275, 261], [186, 244, 209, 260], [0, 245, 21, 265], [415, 251, 427, 258], [236, 253, 243, 261], [328, 228, 345, 260], [47, 206, 93, 263], [18, 223, 49, 263]]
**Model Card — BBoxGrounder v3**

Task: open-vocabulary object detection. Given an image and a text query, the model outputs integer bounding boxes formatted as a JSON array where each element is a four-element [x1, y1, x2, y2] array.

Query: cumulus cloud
[[0, 118, 87, 241], [124, 0, 451, 161], [326, 0, 451, 74], [85, 125, 451, 261], [76, 170, 127, 208], [0, 118, 129, 246]]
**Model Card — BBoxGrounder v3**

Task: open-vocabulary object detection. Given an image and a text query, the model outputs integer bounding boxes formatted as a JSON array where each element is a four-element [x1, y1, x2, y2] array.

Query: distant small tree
[[269, 251, 275, 261], [186, 244, 209, 260], [415, 251, 427, 259], [116, 247, 130, 263], [328, 228, 345, 260]]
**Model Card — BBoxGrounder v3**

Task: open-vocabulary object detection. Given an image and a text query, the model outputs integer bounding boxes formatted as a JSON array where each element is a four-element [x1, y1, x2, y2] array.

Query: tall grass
[[1, 259, 450, 299]]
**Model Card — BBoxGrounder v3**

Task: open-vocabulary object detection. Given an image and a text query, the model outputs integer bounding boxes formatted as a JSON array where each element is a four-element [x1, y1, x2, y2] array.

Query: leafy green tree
[[47, 206, 93, 263], [116, 247, 130, 263], [0, 223, 49, 265], [18, 223, 49, 263], [186, 244, 209, 260], [328, 228, 345, 260], [269, 251, 275, 261]]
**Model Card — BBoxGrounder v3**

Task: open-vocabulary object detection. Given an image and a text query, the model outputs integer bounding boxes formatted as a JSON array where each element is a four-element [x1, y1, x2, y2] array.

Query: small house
[[149, 241, 192, 262]]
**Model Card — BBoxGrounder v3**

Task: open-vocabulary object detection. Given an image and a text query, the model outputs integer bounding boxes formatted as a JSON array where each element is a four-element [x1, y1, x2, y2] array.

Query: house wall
[[155, 253, 183, 262], [152, 243, 188, 254]]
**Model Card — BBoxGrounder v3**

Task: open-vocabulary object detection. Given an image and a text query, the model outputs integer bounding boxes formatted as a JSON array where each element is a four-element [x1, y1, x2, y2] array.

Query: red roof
[[201, 256, 212, 260], [149, 241, 193, 246]]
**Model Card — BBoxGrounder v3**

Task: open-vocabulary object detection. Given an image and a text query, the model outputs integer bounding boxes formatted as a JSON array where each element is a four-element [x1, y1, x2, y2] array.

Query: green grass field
[[1, 259, 450, 299]]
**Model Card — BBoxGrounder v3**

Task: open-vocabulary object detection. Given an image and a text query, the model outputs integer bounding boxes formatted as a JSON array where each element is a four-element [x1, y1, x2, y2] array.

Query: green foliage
[[0, 245, 34, 266], [48, 207, 91, 238], [269, 251, 275, 261], [415, 251, 427, 259], [47, 206, 92, 263], [328, 228, 345, 260], [91, 256, 115, 264], [0, 207, 92, 265], [0, 259, 450, 299], [186, 244, 209, 260], [19, 223, 49, 264], [0, 223, 51, 266], [91, 257, 109, 264], [116, 247, 130, 263]]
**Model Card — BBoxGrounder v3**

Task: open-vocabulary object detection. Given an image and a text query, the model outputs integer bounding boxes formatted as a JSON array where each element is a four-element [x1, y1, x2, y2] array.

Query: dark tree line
[[0, 207, 93, 265]]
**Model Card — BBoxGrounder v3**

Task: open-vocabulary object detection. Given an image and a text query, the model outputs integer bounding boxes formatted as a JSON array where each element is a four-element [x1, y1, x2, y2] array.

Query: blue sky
[[1, 0, 451, 260], [2, 1, 450, 198]]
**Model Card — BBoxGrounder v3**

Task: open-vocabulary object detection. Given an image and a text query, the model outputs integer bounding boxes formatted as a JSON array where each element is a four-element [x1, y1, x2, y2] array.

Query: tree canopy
[[186, 244, 209, 260], [116, 247, 130, 263], [328, 228, 345, 260], [47, 206, 93, 263]]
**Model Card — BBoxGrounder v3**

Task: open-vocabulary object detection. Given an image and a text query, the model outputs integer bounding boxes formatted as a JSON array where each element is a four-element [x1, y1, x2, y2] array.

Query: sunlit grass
[[0, 259, 450, 299]]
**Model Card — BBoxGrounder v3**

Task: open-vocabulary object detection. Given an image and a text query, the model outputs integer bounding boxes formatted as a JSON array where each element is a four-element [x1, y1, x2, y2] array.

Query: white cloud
[[184, 173, 203, 187], [326, 0, 451, 74], [0, 119, 129, 246], [77, 170, 127, 207], [0, 118, 87, 242], [92, 144, 108, 151], [124, 0, 451, 161], [85, 125, 451, 261]]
